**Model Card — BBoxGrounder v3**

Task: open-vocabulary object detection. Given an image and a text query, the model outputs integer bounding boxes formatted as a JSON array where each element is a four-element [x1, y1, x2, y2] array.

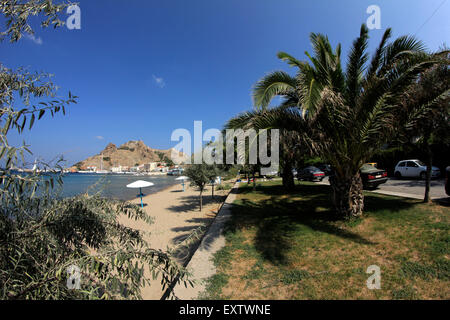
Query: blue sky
[[2, 0, 449, 166]]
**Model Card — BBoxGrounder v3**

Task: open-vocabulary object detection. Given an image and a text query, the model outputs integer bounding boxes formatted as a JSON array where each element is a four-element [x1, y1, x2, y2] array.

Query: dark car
[[317, 164, 332, 176], [360, 164, 388, 189], [298, 166, 326, 182], [445, 166, 450, 196]]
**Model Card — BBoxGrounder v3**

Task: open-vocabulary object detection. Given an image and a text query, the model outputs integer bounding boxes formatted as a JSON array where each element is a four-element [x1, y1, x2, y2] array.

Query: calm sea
[[48, 173, 180, 201]]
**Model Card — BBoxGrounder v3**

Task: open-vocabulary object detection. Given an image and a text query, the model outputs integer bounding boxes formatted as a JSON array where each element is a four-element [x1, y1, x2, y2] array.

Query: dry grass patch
[[201, 180, 449, 300]]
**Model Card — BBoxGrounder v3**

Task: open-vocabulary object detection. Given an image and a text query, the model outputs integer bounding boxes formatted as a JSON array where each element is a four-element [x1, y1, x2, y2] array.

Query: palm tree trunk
[[424, 134, 432, 203], [212, 184, 215, 199], [253, 171, 256, 191], [282, 162, 295, 190], [330, 172, 364, 219], [199, 189, 203, 211]]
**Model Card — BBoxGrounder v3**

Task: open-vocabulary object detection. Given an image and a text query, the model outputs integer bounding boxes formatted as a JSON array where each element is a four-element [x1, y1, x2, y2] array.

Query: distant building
[[145, 162, 158, 172], [157, 165, 169, 172], [111, 165, 125, 173]]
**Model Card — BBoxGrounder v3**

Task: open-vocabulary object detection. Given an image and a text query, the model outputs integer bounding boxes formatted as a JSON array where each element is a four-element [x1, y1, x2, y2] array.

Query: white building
[[111, 165, 124, 173], [145, 162, 158, 172]]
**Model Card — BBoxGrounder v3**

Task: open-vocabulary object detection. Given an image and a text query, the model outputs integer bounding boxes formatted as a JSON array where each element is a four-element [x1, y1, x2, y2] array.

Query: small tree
[[207, 165, 221, 199], [163, 155, 175, 167], [185, 164, 214, 211]]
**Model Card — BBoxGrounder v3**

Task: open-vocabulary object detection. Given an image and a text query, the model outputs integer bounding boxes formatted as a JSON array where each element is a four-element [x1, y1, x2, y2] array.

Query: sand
[[118, 181, 231, 299]]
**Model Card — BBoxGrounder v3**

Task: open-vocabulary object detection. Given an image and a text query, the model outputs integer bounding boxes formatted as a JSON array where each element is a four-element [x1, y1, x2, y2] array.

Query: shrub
[[217, 183, 232, 191]]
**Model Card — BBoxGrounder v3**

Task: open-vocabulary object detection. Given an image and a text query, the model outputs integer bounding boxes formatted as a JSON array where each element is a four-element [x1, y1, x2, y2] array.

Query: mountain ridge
[[72, 140, 188, 170]]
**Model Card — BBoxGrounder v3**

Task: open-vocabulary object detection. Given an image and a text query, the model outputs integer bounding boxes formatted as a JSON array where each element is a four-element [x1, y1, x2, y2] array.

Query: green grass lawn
[[200, 180, 450, 300]]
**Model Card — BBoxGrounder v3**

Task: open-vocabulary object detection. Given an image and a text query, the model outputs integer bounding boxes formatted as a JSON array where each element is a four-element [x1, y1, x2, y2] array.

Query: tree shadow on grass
[[227, 183, 418, 265]]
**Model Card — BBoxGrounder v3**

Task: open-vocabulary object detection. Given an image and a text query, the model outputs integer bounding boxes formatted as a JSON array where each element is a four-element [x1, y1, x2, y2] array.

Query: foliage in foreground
[[0, 192, 192, 299], [0, 0, 191, 299]]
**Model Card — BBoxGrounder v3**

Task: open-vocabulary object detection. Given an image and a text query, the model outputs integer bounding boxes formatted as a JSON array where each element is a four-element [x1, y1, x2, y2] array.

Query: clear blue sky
[[2, 0, 449, 166]]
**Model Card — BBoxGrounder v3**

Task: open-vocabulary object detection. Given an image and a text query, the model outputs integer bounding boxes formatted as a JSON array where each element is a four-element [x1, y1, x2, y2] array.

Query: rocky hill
[[73, 140, 189, 170]]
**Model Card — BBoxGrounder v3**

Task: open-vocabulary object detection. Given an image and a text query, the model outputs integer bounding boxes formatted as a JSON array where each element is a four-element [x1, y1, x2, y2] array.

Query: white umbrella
[[175, 176, 188, 191], [126, 180, 154, 207]]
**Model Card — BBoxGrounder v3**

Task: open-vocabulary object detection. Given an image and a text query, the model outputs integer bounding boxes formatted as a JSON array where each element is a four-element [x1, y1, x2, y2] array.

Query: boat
[[96, 153, 109, 174]]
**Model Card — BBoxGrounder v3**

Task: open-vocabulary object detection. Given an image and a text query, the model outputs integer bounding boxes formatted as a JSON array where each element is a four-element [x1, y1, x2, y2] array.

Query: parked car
[[360, 163, 388, 189], [317, 164, 332, 176], [365, 162, 378, 167], [394, 160, 440, 179], [167, 168, 184, 176], [445, 166, 450, 196], [265, 170, 279, 177], [297, 166, 325, 181]]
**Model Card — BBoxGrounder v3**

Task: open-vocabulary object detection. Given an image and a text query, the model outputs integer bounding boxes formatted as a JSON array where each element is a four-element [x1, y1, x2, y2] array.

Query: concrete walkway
[[173, 183, 239, 300], [315, 177, 447, 201]]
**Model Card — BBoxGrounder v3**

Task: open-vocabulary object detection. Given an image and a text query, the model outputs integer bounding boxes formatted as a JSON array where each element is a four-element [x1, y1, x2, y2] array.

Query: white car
[[394, 160, 440, 179]]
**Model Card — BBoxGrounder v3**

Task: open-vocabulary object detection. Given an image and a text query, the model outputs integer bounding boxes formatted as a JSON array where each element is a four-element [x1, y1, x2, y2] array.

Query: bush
[[0, 188, 190, 299], [217, 183, 232, 191], [223, 167, 240, 180]]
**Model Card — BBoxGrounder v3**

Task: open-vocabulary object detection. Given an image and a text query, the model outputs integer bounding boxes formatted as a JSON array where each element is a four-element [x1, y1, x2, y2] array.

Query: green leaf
[[29, 113, 35, 130]]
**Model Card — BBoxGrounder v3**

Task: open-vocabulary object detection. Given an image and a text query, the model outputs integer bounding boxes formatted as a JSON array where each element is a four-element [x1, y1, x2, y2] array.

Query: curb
[[367, 189, 424, 200], [173, 182, 239, 300], [367, 189, 448, 201]]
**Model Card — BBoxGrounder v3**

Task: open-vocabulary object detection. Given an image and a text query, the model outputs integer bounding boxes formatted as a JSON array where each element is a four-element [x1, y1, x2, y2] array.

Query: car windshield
[[306, 166, 321, 172], [416, 160, 425, 166], [361, 164, 376, 170]]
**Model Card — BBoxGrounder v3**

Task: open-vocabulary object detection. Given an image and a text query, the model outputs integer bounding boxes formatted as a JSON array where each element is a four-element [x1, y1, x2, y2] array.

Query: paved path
[[375, 177, 446, 199], [317, 176, 447, 200], [173, 183, 239, 300]]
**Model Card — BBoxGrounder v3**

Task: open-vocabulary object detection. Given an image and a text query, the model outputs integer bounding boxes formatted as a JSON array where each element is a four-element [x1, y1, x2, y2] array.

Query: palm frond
[[378, 35, 426, 76], [345, 24, 369, 106], [252, 71, 297, 110], [366, 28, 392, 78], [277, 52, 303, 68]]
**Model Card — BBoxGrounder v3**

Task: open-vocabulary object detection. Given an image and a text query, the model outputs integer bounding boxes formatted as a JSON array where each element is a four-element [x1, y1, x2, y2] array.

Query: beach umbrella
[[175, 176, 189, 191], [126, 180, 154, 208]]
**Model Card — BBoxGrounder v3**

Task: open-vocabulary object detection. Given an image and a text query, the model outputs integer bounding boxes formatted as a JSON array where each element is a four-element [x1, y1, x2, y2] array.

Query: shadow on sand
[[166, 194, 227, 213]]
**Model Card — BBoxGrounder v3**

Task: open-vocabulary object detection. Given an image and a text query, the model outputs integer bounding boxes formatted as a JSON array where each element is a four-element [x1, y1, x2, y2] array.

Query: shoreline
[[50, 173, 180, 201], [118, 180, 231, 299]]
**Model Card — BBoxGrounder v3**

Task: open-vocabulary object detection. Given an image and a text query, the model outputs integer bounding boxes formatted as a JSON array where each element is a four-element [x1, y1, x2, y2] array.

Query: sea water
[[44, 173, 179, 201]]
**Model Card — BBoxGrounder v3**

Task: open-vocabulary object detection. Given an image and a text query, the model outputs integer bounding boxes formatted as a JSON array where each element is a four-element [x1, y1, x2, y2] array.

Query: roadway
[[317, 176, 448, 200]]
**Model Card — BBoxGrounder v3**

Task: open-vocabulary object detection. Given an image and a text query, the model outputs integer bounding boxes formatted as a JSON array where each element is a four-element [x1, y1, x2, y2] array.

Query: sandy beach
[[118, 181, 231, 299]]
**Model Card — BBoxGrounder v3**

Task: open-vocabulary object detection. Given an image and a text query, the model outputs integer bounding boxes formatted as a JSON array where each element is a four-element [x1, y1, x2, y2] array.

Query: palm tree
[[226, 70, 304, 190], [400, 52, 450, 202], [233, 24, 447, 219]]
